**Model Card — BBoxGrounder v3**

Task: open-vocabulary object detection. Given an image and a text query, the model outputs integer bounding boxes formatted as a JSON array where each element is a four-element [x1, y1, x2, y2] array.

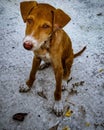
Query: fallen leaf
[[37, 91, 47, 99], [96, 13, 103, 16], [69, 88, 77, 95], [12, 113, 28, 121], [65, 109, 73, 117], [62, 126, 71, 130], [101, 122, 104, 127], [94, 122, 104, 128], [85, 122, 90, 127], [99, 69, 104, 73], [72, 81, 85, 88]]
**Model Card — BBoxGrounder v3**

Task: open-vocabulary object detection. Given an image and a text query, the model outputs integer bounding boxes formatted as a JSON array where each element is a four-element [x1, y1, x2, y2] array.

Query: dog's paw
[[19, 84, 31, 93], [62, 80, 68, 91], [53, 100, 63, 116], [39, 61, 50, 70]]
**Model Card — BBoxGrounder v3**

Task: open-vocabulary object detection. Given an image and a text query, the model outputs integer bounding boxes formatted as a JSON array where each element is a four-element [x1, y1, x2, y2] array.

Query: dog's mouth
[[23, 35, 52, 51], [23, 40, 46, 51]]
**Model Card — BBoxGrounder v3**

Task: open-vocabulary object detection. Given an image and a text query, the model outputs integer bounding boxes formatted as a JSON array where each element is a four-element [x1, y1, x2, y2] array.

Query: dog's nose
[[23, 41, 33, 50]]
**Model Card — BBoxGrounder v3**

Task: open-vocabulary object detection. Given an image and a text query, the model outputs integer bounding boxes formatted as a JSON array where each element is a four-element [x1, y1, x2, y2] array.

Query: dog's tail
[[74, 46, 86, 58]]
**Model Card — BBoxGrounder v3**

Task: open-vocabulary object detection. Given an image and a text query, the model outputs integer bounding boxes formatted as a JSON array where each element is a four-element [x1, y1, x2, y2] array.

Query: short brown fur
[[20, 1, 86, 102]]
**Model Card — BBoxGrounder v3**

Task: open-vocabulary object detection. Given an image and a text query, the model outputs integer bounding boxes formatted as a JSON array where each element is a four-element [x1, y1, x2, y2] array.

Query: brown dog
[[20, 1, 86, 116]]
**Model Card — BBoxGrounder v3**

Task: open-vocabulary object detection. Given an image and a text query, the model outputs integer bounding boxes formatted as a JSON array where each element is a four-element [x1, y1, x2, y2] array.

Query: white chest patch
[[38, 52, 51, 63]]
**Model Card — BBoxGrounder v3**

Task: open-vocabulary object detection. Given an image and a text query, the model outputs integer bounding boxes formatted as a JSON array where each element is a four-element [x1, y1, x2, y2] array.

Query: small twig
[[67, 77, 72, 84], [37, 91, 48, 100]]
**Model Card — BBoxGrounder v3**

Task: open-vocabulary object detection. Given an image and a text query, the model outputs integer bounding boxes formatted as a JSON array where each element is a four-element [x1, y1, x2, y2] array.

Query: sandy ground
[[0, 0, 104, 130]]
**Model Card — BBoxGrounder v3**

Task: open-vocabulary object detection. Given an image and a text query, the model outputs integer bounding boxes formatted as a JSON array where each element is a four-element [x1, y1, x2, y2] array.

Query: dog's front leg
[[19, 56, 41, 92], [52, 60, 63, 116]]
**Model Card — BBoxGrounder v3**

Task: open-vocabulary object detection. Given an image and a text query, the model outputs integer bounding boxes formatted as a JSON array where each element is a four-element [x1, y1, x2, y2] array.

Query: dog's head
[[20, 1, 71, 51]]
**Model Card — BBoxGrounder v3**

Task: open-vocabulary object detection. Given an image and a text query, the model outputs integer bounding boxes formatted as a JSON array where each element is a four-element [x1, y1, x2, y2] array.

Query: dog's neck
[[40, 28, 60, 51], [40, 35, 52, 51]]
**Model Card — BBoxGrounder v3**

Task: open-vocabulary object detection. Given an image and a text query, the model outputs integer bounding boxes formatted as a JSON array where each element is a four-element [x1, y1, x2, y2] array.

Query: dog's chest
[[35, 49, 51, 63], [40, 52, 51, 63]]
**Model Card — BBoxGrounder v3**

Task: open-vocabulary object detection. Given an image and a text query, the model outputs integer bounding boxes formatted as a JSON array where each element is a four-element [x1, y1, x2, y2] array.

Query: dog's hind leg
[[19, 56, 41, 92]]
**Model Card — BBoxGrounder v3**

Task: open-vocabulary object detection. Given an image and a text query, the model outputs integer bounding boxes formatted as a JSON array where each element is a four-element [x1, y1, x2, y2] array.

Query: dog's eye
[[42, 24, 50, 29]]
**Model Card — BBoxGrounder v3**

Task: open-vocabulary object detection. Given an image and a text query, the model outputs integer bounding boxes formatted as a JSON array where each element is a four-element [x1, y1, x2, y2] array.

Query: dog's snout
[[23, 41, 33, 50]]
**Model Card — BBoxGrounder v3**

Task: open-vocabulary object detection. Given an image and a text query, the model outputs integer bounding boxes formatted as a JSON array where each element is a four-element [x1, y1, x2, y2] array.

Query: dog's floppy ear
[[20, 1, 38, 22], [54, 9, 71, 28]]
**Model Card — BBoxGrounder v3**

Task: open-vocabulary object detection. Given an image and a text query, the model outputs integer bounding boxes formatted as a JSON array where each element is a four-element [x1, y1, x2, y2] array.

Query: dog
[[19, 1, 86, 116]]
